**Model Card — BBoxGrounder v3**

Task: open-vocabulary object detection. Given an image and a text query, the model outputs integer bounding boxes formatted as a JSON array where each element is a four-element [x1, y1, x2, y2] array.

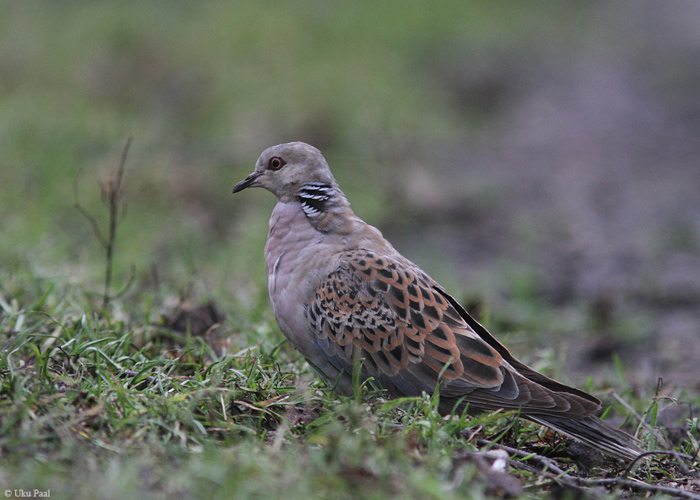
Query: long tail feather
[[529, 414, 643, 461]]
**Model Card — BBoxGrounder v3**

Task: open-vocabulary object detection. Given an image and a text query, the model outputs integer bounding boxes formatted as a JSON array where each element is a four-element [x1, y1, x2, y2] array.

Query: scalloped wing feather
[[307, 249, 506, 386], [305, 249, 604, 418]]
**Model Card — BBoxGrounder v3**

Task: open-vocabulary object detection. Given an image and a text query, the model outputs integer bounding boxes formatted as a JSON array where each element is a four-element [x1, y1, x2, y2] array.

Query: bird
[[232, 141, 643, 461]]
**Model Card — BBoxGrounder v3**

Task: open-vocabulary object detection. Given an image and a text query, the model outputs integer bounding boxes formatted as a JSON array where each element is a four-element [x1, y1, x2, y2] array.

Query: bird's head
[[233, 142, 337, 202]]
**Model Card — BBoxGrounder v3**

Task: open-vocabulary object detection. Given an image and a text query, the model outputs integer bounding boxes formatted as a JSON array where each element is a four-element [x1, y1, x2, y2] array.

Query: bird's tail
[[529, 414, 644, 462]]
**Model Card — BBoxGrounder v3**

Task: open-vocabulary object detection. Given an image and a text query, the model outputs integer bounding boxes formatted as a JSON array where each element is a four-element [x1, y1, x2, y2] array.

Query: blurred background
[[1, 1, 699, 391]]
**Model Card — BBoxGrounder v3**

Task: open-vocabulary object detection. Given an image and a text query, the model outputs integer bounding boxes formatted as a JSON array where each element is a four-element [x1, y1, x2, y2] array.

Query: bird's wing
[[306, 249, 601, 417]]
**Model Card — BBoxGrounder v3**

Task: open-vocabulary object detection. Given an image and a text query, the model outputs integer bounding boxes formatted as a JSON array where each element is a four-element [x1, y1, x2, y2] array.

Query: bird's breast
[[264, 202, 343, 350]]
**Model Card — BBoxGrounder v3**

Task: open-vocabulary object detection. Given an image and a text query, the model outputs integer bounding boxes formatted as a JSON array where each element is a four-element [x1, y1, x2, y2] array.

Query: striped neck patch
[[298, 182, 334, 218]]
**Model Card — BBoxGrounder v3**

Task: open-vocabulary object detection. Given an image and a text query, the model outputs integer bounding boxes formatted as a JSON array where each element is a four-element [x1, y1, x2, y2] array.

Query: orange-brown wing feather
[[306, 249, 505, 391], [306, 249, 604, 418]]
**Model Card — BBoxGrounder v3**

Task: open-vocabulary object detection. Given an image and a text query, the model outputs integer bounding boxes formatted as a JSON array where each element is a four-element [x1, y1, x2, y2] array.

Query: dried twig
[[477, 439, 571, 476], [619, 450, 699, 480], [100, 138, 131, 308], [609, 389, 671, 448], [477, 438, 700, 500], [73, 138, 133, 310]]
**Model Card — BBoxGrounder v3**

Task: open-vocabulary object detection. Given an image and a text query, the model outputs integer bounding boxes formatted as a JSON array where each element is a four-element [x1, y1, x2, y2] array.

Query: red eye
[[268, 156, 286, 170]]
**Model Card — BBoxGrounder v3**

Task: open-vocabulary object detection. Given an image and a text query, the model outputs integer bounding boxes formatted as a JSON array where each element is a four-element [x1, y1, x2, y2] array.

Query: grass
[[1, 256, 698, 499], [0, 267, 496, 500]]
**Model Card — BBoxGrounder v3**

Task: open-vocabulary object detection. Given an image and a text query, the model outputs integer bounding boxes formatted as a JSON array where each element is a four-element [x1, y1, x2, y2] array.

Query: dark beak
[[232, 171, 263, 193]]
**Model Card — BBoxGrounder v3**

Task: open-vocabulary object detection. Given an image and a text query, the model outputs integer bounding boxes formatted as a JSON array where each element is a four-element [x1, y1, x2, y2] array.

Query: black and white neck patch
[[298, 182, 334, 218]]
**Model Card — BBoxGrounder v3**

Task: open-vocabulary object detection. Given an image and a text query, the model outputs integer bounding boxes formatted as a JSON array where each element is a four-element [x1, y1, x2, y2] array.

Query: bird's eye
[[268, 156, 286, 170]]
